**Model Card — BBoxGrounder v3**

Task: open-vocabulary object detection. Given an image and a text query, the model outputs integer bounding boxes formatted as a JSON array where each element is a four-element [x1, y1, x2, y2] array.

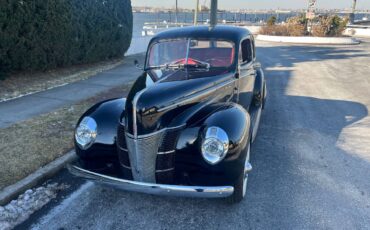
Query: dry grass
[[0, 84, 132, 190], [259, 24, 306, 36], [0, 58, 124, 102], [260, 15, 348, 38]]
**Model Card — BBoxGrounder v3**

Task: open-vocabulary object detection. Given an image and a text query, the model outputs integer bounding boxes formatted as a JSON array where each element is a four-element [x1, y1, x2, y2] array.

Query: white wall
[[240, 26, 262, 35], [256, 35, 360, 45], [344, 28, 370, 38], [126, 36, 153, 56]]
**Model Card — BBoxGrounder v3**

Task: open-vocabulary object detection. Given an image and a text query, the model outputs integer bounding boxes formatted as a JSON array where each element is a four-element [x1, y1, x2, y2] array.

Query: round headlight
[[201, 126, 229, 165], [75, 117, 97, 149]]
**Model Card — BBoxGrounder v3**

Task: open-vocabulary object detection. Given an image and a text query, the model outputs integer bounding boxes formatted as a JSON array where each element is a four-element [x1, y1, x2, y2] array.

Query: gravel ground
[[13, 39, 370, 230]]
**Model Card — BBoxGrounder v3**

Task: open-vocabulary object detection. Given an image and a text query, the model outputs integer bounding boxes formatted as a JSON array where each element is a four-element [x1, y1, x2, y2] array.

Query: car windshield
[[146, 39, 235, 71]]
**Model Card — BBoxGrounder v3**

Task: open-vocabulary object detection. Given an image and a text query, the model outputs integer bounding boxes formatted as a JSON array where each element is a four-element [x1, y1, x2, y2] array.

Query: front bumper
[[68, 164, 234, 198]]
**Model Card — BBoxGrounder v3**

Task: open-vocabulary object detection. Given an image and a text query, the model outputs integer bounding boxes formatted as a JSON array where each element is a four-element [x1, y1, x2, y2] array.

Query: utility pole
[[194, 0, 199, 25], [210, 0, 217, 27], [175, 0, 178, 24], [349, 0, 357, 24]]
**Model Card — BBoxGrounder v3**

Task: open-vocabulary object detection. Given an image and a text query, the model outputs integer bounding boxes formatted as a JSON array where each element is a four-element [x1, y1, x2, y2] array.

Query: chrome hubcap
[[242, 143, 251, 197]]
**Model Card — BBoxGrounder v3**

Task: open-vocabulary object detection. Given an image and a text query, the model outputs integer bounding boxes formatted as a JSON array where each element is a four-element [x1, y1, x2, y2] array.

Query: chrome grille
[[125, 132, 164, 183]]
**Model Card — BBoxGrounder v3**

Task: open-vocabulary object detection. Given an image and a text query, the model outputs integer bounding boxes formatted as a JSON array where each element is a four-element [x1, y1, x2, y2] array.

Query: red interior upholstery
[[189, 48, 234, 66], [148, 46, 234, 67], [173, 58, 198, 65]]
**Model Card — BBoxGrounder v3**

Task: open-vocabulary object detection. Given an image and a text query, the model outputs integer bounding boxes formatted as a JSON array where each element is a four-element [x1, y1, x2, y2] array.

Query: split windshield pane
[[147, 39, 235, 68]]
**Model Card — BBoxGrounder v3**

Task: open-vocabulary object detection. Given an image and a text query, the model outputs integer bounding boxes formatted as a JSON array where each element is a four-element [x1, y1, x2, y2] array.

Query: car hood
[[125, 69, 235, 135]]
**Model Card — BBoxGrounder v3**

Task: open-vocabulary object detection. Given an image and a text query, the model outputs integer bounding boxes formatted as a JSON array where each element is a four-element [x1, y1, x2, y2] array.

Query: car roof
[[150, 25, 252, 44]]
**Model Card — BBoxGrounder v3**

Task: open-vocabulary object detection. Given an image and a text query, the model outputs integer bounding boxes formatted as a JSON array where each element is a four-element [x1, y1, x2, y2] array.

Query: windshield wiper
[[185, 63, 210, 70], [146, 62, 210, 71], [145, 63, 182, 71]]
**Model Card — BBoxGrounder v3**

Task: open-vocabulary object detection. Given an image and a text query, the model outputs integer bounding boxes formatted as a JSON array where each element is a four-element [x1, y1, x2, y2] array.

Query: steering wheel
[[171, 58, 205, 65], [205, 58, 227, 66]]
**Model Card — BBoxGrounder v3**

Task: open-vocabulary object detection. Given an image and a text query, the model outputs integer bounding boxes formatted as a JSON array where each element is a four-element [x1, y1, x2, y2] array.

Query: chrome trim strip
[[155, 168, 175, 173], [118, 146, 128, 152], [157, 79, 235, 112], [245, 162, 252, 174], [185, 39, 190, 63], [120, 163, 131, 169], [132, 89, 147, 139], [68, 164, 233, 198], [125, 124, 186, 139], [252, 107, 262, 143], [157, 150, 175, 155]]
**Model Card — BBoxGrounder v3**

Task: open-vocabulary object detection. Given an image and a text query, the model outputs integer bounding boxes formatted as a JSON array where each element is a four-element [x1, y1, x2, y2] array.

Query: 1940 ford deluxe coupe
[[68, 26, 267, 203]]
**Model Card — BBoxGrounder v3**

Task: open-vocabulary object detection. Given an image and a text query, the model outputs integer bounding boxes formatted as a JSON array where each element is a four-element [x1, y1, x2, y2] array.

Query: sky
[[131, 0, 370, 10]]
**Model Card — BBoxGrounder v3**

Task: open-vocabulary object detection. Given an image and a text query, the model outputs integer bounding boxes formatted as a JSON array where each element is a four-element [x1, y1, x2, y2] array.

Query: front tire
[[228, 142, 251, 203]]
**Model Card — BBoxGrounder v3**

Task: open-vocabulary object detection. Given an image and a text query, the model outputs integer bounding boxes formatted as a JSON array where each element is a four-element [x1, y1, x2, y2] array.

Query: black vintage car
[[69, 25, 267, 203]]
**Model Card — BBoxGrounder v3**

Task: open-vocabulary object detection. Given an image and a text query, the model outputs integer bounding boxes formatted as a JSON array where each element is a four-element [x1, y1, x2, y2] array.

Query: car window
[[147, 39, 235, 70], [148, 39, 187, 67], [240, 39, 253, 64], [188, 40, 234, 67]]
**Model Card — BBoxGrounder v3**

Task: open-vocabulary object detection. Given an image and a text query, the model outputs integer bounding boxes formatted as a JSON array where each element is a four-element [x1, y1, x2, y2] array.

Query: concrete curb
[[344, 28, 370, 38], [256, 35, 361, 45], [240, 26, 262, 35], [0, 151, 77, 206]]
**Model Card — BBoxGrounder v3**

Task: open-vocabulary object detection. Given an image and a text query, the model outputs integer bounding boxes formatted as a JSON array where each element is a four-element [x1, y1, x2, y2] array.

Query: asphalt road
[[18, 40, 370, 230]]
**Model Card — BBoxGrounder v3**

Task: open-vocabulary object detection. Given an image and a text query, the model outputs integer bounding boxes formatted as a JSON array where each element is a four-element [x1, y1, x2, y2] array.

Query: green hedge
[[0, 0, 133, 76]]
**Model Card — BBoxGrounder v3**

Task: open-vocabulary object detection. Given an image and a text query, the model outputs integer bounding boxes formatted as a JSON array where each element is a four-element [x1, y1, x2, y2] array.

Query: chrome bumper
[[68, 164, 234, 198]]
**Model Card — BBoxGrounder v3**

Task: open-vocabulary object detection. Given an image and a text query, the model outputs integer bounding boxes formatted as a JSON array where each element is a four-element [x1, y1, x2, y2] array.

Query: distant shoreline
[[132, 8, 370, 15]]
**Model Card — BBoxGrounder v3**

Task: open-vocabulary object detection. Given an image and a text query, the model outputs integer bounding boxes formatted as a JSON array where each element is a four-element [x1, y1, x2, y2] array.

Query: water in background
[[127, 12, 368, 55], [132, 12, 368, 38], [133, 12, 298, 38]]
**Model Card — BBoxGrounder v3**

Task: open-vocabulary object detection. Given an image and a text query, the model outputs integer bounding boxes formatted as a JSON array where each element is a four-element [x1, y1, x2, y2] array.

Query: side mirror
[[134, 59, 144, 70]]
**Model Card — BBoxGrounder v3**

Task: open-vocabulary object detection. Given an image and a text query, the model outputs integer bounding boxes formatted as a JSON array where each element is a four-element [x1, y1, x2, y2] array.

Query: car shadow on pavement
[[244, 44, 370, 229], [247, 94, 369, 229]]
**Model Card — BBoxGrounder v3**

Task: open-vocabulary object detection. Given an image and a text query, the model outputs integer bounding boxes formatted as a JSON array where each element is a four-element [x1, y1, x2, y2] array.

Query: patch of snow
[[30, 182, 93, 230], [0, 183, 69, 230]]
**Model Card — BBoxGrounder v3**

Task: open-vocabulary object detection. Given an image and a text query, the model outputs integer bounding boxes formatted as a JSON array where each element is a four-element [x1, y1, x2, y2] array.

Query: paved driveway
[[0, 54, 144, 129], [18, 40, 370, 230]]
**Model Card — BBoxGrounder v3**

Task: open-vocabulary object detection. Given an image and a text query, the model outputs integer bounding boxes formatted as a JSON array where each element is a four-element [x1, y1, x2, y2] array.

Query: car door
[[237, 37, 256, 110]]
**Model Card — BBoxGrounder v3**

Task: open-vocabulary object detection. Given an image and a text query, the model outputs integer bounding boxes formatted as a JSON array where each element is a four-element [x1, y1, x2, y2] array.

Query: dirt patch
[[0, 58, 125, 102], [0, 84, 132, 190]]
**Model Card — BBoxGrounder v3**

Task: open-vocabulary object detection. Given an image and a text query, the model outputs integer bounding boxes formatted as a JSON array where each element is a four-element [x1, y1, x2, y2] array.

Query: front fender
[[203, 103, 251, 157], [75, 98, 126, 159], [175, 103, 251, 186]]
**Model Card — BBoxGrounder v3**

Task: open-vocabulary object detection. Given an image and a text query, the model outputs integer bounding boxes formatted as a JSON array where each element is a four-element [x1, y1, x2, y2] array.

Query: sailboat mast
[[210, 0, 217, 27], [350, 0, 357, 23], [175, 0, 178, 24], [194, 0, 199, 25]]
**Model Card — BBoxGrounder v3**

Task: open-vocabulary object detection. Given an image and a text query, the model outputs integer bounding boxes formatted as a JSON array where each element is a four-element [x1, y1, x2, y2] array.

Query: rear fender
[[253, 67, 265, 107]]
